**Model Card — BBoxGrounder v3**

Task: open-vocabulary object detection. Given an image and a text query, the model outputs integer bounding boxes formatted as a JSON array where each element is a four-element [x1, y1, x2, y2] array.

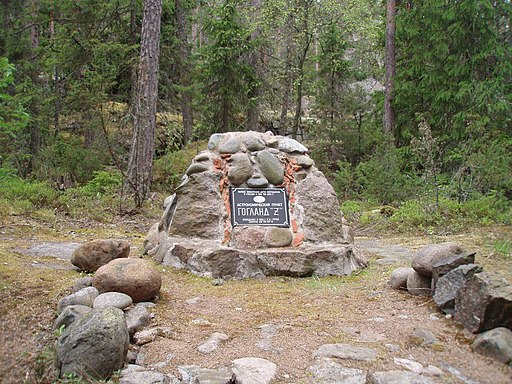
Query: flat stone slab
[[356, 240, 412, 264], [313, 344, 378, 361], [16, 242, 79, 260]]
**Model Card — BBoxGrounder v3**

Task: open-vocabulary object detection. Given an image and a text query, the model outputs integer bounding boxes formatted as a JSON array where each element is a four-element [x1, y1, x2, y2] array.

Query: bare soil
[[0, 215, 511, 384]]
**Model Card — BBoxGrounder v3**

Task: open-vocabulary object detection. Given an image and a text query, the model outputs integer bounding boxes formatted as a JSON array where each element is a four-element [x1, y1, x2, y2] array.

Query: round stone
[[243, 132, 266, 151], [247, 177, 269, 188], [389, 267, 414, 290], [207, 133, 224, 150], [256, 150, 284, 185], [71, 239, 131, 272], [407, 271, 432, 296], [228, 153, 253, 186], [218, 135, 242, 154], [93, 292, 133, 310], [297, 155, 315, 168], [264, 228, 293, 247], [93, 258, 162, 303]]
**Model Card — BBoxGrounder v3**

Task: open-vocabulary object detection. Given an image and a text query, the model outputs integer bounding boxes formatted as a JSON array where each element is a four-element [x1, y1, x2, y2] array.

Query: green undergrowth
[[0, 168, 162, 224], [341, 194, 511, 235]]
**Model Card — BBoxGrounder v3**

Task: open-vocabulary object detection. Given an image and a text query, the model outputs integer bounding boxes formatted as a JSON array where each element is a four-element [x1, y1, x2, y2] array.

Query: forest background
[[0, 0, 511, 237]]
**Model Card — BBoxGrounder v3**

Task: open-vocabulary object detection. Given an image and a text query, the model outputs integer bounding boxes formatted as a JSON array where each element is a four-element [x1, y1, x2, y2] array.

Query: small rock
[[297, 155, 314, 168], [186, 297, 200, 305], [207, 133, 224, 150], [406, 271, 432, 296], [243, 133, 266, 152], [369, 317, 385, 323], [186, 163, 209, 176], [410, 328, 438, 347], [264, 228, 293, 247], [197, 332, 229, 354], [369, 370, 436, 384], [133, 327, 174, 346], [393, 358, 423, 374], [384, 343, 401, 352], [191, 318, 212, 326], [125, 305, 151, 336], [247, 177, 269, 188], [231, 357, 277, 384], [424, 365, 444, 377], [278, 138, 308, 154], [93, 292, 133, 310], [313, 344, 378, 361], [53, 305, 92, 331], [308, 357, 367, 383], [471, 327, 512, 364], [389, 267, 414, 290], [57, 287, 99, 314], [119, 367, 179, 384], [179, 365, 235, 384], [71, 276, 93, 293], [228, 153, 253, 186], [431, 251, 476, 289], [218, 135, 242, 154]]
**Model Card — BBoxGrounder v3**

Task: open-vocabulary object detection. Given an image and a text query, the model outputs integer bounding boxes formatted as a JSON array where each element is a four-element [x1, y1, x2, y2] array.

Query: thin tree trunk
[[383, 0, 396, 137], [176, 0, 193, 144], [127, 0, 162, 208], [246, 0, 262, 132], [279, 12, 294, 135]]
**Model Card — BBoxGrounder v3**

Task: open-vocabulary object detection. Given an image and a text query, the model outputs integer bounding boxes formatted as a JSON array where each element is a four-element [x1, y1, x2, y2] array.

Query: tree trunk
[[246, 0, 262, 132], [383, 0, 396, 137], [176, 0, 193, 145], [127, 0, 162, 208]]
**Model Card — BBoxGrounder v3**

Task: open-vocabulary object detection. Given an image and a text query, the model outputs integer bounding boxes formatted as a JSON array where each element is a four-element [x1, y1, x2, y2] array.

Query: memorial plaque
[[230, 187, 290, 227]]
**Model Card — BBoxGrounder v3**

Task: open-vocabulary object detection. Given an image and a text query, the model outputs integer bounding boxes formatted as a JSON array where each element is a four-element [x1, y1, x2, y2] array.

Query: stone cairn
[[145, 131, 367, 279], [389, 242, 512, 366]]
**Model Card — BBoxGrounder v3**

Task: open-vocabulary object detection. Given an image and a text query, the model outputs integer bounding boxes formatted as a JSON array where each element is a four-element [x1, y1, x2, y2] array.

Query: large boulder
[[455, 272, 512, 333], [411, 242, 463, 277], [433, 264, 483, 314], [56, 307, 129, 380], [71, 239, 130, 272], [93, 258, 162, 302]]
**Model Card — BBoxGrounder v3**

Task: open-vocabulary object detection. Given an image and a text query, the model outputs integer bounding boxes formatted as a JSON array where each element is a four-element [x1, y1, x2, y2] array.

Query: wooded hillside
[[0, 0, 510, 228]]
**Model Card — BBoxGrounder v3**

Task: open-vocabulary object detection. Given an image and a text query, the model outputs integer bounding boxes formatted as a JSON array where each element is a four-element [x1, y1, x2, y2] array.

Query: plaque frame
[[230, 187, 290, 227]]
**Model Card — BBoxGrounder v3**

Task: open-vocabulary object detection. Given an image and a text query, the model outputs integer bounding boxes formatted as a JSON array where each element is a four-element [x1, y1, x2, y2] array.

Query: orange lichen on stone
[[222, 227, 231, 245], [292, 232, 304, 247], [213, 158, 222, 170], [291, 219, 298, 233]]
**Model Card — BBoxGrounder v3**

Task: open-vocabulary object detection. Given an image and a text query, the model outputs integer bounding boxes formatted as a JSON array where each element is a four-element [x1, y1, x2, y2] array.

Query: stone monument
[[144, 131, 367, 278]]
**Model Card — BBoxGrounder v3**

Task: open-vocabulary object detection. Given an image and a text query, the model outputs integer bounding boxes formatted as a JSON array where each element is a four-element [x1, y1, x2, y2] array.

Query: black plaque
[[230, 187, 290, 227]]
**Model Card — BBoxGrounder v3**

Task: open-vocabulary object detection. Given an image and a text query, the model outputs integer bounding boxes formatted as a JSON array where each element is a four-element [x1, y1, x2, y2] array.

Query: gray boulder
[[53, 305, 92, 331], [93, 292, 133, 310], [433, 264, 483, 314], [455, 272, 512, 333], [56, 307, 129, 380], [57, 286, 99, 314], [406, 271, 432, 296], [71, 239, 130, 272], [369, 371, 436, 384], [389, 267, 414, 290], [411, 243, 463, 277], [93, 258, 161, 303], [256, 150, 285, 185], [228, 153, 253, 186], [471, 327, 512, 365], [308, 357, 367, 383], [231, 358, 277, 384]]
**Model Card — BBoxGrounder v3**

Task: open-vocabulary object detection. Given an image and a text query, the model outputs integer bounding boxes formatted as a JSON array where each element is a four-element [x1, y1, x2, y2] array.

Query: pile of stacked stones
[[53, 238, 163, 381], [389, 242, 512, 366]]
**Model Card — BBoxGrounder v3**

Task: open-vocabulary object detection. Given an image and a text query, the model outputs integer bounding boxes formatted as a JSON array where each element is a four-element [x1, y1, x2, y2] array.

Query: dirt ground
[[0, 215, 511, 384]]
